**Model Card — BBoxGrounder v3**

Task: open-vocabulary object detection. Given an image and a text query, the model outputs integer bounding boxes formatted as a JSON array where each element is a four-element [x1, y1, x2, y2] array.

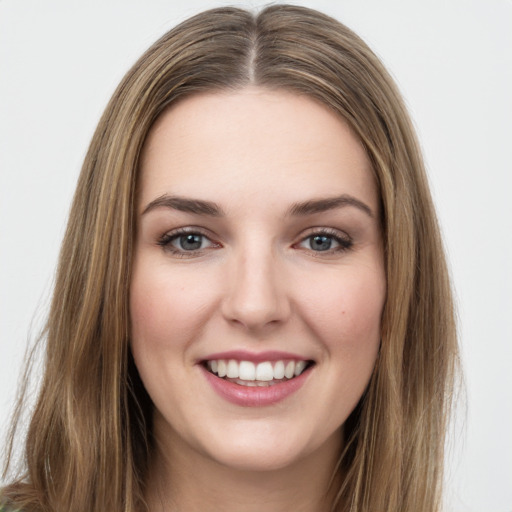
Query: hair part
[[2, 5, 458, 512]]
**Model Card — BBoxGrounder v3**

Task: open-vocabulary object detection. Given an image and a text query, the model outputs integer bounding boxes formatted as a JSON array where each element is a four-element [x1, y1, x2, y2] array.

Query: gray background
[[1, 1, 511, 510]]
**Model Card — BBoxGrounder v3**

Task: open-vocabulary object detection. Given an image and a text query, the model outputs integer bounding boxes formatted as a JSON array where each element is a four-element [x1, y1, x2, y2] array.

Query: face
[[130, 88, 386, 473]]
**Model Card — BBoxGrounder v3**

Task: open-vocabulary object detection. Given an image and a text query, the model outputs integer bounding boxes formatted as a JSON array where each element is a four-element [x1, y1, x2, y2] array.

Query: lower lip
[[201, 365, 312, 407]]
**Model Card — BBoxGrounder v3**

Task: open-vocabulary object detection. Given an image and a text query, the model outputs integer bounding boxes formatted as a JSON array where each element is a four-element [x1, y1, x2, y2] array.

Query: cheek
[[130, 261, 214, 349], [129, 271, 176, 390], [128, 262, 210, 412], [130, 276, 180, 349], [297, 265, 385, 357]]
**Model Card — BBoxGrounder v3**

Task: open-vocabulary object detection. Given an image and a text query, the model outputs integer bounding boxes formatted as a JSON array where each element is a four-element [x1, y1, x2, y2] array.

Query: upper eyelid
[[159, 225, 351, 238], [295, 227, 353, 249], [161, 226, 215, 238], [297, 226, 351, 240], [157, 225, 352, 246], [163, 230, 215, 244]]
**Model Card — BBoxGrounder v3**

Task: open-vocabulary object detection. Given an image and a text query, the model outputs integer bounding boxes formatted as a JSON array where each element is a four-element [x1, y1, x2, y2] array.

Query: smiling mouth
[[203, 359, 315, 387]]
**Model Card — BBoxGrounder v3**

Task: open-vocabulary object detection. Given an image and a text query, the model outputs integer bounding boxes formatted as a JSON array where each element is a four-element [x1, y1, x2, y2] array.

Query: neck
[[145, 426, 342, 512]]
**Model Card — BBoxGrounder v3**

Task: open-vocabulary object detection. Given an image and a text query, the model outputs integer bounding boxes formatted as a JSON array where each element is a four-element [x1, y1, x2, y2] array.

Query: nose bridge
[[222, 234, 290, 330]]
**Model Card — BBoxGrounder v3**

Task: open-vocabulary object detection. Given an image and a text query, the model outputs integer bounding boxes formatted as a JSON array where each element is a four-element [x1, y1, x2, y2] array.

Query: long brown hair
[[1, 5, 458, 511]]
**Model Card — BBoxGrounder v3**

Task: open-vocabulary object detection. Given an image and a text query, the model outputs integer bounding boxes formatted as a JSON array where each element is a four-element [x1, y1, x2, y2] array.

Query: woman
[[1, 5, 458, 512]]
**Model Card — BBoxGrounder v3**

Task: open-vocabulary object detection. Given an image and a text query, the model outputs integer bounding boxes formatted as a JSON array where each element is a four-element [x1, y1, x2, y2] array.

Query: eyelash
[[157, 227, 353, 257], [296, 228, 353, 254], [157, 228, 217, 258]]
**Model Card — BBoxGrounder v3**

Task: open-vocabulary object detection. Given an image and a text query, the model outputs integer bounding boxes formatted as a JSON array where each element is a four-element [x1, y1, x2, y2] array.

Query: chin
[[205, 441, 308, 473], [194, 420, 340, 474]]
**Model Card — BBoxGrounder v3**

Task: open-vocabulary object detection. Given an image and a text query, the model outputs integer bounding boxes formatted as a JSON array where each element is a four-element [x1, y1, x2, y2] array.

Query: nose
[[221, 243, 291, 332]]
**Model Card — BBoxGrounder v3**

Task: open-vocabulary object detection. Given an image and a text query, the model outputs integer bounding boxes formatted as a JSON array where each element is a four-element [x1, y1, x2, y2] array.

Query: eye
[[157, 229, 218, 255], [297, 230, 352, 253], [173, 233, 208, 251], [305, 234, 336, 251]]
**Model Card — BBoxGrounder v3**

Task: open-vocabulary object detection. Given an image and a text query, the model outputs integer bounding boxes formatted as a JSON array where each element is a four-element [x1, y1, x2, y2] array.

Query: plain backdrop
[[1, 1, 511, 510]]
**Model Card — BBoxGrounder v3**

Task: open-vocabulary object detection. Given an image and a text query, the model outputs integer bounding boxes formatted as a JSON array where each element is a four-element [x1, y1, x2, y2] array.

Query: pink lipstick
[[199, 351, 314, 407]]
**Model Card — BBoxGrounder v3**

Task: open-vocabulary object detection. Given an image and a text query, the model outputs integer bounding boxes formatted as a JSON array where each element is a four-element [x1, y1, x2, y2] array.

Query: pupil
[[311, 235, 331, 251], [180, 234, 202, 250]]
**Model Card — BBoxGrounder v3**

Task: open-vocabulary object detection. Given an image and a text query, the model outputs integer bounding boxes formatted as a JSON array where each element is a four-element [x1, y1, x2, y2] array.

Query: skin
[[130, 87, 386, 511]]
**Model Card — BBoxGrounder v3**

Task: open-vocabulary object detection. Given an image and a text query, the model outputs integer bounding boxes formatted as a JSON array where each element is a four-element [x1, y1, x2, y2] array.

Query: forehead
[[138, 87, 378, 214]]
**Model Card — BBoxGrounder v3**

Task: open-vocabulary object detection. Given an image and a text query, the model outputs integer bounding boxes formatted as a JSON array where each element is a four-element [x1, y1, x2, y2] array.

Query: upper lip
[[200, 350, 312, 364]]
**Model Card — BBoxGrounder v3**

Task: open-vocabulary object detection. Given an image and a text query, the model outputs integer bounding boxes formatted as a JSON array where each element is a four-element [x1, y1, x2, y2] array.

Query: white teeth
[[226, 359, 239, 378], [294, 360, 307, 376], [207, 358, 310, 382], [274, 360, 285, 379], [284, 361, 295, 379], [217, 360, 227, 377], [255, 362, 274, 381], [239, 361, 256, 381]]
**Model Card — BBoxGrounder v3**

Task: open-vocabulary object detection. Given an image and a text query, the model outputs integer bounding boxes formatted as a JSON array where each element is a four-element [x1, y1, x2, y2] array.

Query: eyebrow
[[142, 193, 374, 218], [287, 194, 374, 218], [142, 194, 225, 216]]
